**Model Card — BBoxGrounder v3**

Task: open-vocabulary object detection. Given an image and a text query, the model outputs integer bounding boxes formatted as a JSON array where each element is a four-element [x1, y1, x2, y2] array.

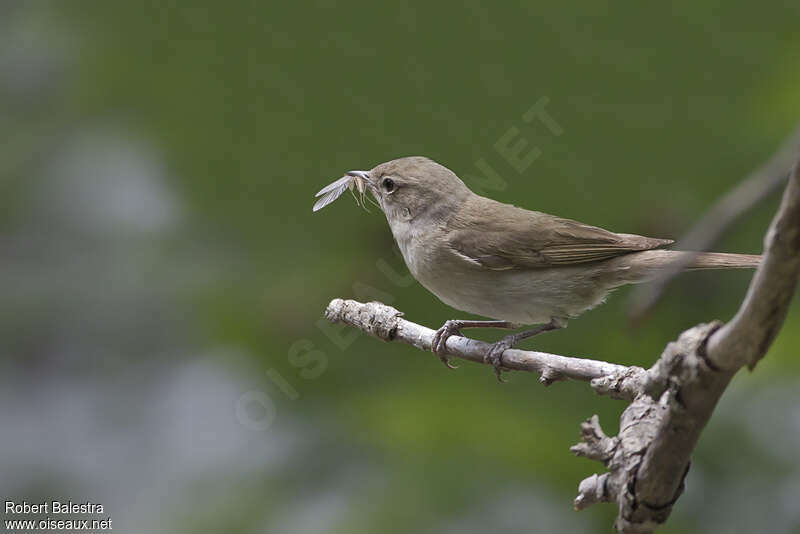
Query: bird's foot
[[483, 319, 566, 382], [431, 320, 465, 369], [484, 336, 516, 382]]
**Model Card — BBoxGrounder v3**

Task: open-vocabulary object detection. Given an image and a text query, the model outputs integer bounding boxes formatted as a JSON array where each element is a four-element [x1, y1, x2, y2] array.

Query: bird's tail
[[606, 249, 761, 285], [682, 251, 761, 270]]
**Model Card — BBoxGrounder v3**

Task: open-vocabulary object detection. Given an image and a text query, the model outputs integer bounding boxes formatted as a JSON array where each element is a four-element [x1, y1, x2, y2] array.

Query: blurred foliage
[[3, 1, 799, 532]]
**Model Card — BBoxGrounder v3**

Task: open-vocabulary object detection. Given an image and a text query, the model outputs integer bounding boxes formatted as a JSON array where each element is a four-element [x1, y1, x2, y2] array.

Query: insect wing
[[312, 175, 352, 212], [314, 175, 352, 197]]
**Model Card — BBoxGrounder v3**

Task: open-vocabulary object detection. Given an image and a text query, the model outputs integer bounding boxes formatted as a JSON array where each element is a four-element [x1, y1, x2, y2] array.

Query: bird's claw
[[431, 320, 463, 369], [485, 340, 512, 383]]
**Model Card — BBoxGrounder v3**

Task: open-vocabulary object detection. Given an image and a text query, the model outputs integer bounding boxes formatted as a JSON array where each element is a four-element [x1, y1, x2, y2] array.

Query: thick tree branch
[[574, 160, 800, 533], [706, 161, 800, 369], [325, 298, 646, 398], [574, 322, 734, 533]]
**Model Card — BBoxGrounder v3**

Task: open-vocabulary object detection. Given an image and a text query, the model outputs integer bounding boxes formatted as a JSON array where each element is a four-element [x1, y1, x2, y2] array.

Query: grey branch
[[574, 161, 800, 533], [324, 298, 646, 398], [322, 159, 800, 533], [707, 161, 800, 370], [573, 323, 731, 533], [629, 123, 800, 320]]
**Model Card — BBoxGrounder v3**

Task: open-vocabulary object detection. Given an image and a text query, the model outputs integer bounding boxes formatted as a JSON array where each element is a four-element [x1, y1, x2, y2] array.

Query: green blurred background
[[1, 1, 798, 533]]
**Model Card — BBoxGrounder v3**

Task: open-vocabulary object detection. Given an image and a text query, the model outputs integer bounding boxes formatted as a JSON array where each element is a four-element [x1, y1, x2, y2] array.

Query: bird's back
[[443, 195, 674, 271]]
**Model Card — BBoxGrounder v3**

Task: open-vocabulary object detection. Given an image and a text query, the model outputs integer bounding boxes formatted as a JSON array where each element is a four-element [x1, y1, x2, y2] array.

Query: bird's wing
[[446, 199, 673, 270]]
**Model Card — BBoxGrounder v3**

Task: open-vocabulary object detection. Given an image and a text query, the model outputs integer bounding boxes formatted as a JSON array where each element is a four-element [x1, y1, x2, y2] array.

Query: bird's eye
[[382, 177, 396, 193]]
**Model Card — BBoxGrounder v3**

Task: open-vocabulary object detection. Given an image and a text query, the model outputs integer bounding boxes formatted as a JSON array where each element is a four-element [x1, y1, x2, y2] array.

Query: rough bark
[[573, 162, 800, 532]]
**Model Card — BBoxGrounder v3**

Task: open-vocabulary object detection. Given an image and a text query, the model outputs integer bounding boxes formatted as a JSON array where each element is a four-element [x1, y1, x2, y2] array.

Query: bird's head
[[348, 156, 472, 229]]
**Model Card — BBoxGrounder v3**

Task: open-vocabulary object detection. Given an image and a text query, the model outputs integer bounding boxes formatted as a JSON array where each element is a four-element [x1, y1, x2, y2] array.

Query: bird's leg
[[432, 319, 517, 369], [485, 318, 566, 382]]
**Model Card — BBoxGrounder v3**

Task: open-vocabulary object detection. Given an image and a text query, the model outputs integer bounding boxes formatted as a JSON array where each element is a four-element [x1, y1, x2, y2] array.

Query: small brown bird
[[334, 157, 760, 380]]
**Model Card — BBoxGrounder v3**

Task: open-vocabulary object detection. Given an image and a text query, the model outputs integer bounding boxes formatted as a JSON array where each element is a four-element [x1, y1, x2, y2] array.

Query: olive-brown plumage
[[338, 156, 760, 379]]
